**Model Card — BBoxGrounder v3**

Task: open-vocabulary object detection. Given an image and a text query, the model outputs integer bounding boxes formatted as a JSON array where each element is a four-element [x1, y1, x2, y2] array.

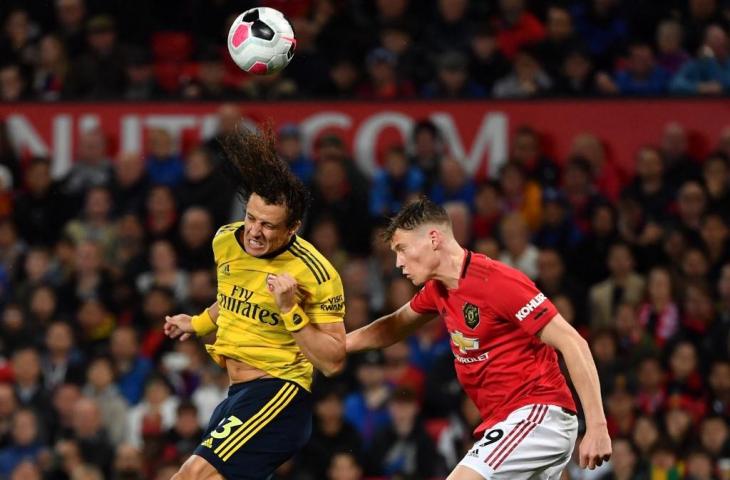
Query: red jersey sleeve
[[488, 265, 558, 335], [409, 280, 439, 314]]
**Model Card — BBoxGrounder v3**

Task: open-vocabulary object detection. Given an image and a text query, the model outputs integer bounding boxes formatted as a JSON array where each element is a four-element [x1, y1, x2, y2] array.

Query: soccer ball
[[227, 7, 296, 75]]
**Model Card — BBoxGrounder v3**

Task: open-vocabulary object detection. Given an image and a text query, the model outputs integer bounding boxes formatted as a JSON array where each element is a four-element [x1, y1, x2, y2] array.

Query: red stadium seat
[[424, 418, 450, 443], [151, 31, 194, 63]]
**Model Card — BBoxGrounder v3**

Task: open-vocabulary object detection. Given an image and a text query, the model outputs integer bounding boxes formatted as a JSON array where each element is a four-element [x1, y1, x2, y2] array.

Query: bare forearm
[[293, 326, 345, 376], [346, 312, 402, 353], [561, 337, 607, 428]]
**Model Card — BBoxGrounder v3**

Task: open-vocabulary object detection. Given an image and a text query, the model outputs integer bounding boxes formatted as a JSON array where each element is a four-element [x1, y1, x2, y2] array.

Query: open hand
[[267, 273, 298, 313], [164, 314, 194, 341]]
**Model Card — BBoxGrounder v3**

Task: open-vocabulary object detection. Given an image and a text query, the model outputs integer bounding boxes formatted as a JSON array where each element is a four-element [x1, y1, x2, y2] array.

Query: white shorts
[[458, 404, 579, 480]]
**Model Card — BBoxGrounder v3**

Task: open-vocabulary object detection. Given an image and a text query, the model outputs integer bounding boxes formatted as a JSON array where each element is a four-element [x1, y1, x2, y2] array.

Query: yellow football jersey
[[206, 221, 345, 391]]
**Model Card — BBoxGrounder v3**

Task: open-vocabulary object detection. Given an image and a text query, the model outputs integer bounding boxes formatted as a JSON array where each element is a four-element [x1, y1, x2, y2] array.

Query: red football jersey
[[410, 251, 576, 434]]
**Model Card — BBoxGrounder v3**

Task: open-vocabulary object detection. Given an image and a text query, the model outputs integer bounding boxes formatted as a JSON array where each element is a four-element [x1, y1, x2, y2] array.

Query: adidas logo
[[221, 265, 230, 276], [201, 438, 213, 448], [468, 448, 479, 458]]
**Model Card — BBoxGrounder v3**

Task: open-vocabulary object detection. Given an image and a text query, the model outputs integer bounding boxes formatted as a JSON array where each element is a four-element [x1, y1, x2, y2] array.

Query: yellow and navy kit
[[206, 221, 345, 392]]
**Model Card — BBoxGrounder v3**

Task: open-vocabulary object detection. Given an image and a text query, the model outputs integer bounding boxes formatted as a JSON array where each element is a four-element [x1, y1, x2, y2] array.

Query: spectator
[[572, 133, 627, 202], [471, 181, 502, 240], [554, 48, 597, 96], [671, 24, 730, 95], [11, 346, 51, 413], [0, 409, 43, 477], [589, 243, 645, 330], [42, 320, 85, 389], [421, 50, 487, 98], [315, 56, 360, 98], [63, 15, 127, 99], [365, 387, 445, 478], [661, 122, 700, 189], [162, 402, 201, 462], [570, 0, 629, 69], [468, 25, 511, 93], [183, 47, 240, 100], [621, 146, 673, 222], [145, 128, 184, 188], [409, 120, 444, 193], [635, 356, 667, 416], [343, 351, 391, 446], [126, 375, 179, 449], [177, 147, 233, 226], [379, 20, 431, 88], [82, 355, 129, 446], [0, 63, 29, 101], [357, 47, 415, 99], [604, 437, 641, 480], [326, 451, 364, 480], [32, 34, 68, 101], [176, 208, 214, 272], [702, 153, 730, 215], [0, 9, 38, 69], [63, 186, 118, 261], [54, 0, 87, 58], [638, 267, 680, 347], [607, 42, 671, 95], [498, 213, 539, 279], [63, 128, 113, 200], [48, 382, 81, 441], [499, 161, 542, 231], [110, 326, 153, 405], [111, 151, 150, 216], [535, 5, 578, 78], [493, 47, 553, 98], [370, 145, 424, 218], [698, 415, 729, 458], [656, 19, 691, 75], [277, 124, 315, 186], [493, 0, 546, 60], [124, 48, 164, 100], [145, 185, 179, 242], [0, 383, 17, 448], [429, 156, 476, 209], [707, 360, 730, 415], [511, 125, 561, 188], [111, 444, 145, 480], [425, 0, 471, 54], [71, 397, 114, 475], [298, 384, 363, 479], [533, 190, 582, 254]]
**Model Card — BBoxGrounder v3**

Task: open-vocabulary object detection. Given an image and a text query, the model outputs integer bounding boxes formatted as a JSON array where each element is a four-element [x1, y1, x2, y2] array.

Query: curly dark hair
[[383, 197, 450, 243], [220, 125, 310, 228]]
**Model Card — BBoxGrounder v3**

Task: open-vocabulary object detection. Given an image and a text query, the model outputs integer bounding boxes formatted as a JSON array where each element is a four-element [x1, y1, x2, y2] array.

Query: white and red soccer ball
[[227, 7, 296, 75]]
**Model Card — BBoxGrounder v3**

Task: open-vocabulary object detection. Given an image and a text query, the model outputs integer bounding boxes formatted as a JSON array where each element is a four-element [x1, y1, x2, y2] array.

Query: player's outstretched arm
[[538, 314, 612, 470], [164, 303, 219, 341], [268, 274, 345, 377], [346, 302, 434, 353]]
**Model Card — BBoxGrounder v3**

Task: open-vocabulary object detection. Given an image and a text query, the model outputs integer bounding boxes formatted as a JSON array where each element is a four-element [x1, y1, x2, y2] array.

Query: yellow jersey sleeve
[[287, 238, 345, 324]]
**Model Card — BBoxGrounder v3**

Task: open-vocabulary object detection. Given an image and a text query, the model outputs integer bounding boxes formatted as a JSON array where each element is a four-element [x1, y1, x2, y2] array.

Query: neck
[[433, 239, 466, 289]]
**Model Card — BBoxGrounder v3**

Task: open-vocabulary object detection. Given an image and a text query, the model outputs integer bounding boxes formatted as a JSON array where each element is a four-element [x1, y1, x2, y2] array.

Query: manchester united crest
[[463, 303, 480, 329]]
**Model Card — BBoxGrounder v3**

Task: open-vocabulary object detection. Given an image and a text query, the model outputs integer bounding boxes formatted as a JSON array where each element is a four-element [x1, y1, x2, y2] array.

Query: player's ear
[[288, 220, 302, 237], [428, 228, 441, 250]]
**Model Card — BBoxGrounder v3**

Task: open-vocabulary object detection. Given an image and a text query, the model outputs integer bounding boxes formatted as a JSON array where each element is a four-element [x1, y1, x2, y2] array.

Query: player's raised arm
[[346, 302, 435, 353], [538, 314, 612, 469]]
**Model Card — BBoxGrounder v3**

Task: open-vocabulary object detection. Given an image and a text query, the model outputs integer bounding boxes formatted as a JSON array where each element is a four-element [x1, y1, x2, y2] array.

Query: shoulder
[[287, 236, 340, 287], [214, 221, 244, 238]]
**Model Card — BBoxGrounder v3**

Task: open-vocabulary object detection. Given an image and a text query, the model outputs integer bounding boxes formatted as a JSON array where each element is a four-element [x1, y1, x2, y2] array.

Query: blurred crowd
[[0, 99, 728, 480], [3, 0, 730, 101]]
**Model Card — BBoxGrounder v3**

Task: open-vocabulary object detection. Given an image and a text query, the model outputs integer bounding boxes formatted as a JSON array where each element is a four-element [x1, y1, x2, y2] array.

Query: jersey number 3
[[211, 415, 243, 439]]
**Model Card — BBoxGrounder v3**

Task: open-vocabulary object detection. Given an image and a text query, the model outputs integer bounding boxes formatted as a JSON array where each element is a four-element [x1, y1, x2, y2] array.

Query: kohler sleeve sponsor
[[514, 293, 547, 321]]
